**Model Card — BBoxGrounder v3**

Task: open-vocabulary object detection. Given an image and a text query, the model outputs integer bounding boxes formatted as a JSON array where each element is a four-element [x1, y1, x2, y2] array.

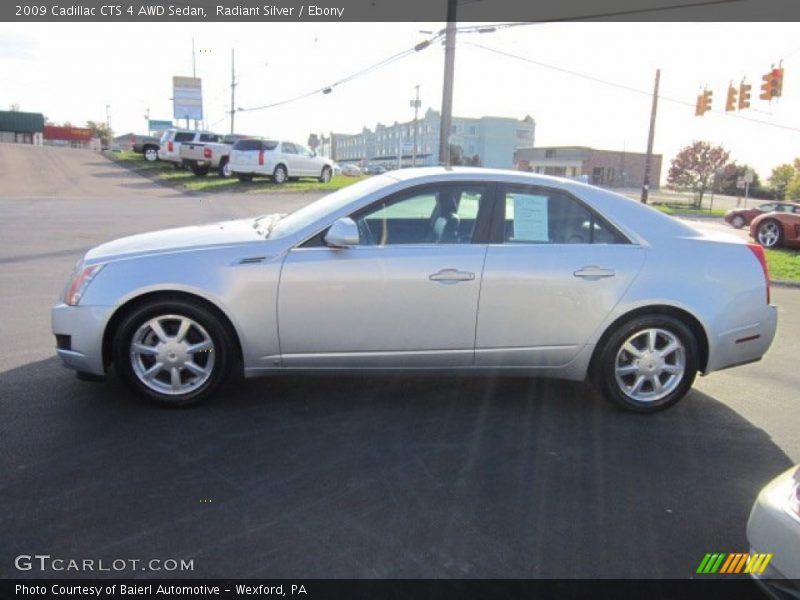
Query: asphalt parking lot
[[1, 145, 798, 579]]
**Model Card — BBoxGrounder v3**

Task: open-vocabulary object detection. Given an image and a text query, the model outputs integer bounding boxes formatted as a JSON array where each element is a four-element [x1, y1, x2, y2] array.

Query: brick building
[[514, 146, 662, 188]]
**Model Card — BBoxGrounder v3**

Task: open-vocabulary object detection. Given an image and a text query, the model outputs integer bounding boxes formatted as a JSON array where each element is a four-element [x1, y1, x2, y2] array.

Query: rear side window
[[281, 143, 297, 154], [499, 185, 626, 245], [199, 133, 222, 143], [174, 132, 194, 142], [234, 139, 263, 151], [263, 140, 278, 151]]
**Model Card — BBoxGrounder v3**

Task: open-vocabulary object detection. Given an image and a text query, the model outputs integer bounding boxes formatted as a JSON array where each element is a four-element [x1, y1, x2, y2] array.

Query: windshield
[[267, 174, 396, 239]]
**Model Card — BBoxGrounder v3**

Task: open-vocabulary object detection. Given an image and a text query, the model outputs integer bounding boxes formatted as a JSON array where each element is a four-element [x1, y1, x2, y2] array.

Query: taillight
[[167, 140, 173, 152], [258, 149, 264, 166], [747, 243, 770, 304], [203, 147, 212, 159]]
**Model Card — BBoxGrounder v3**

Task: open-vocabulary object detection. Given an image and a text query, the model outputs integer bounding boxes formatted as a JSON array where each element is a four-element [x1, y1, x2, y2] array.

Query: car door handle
[[429, 269, 475, 283], [573, 266, 615, 279]]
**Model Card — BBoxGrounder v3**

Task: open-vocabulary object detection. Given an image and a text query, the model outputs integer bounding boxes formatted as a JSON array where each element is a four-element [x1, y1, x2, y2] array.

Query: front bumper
[[746, 466, 800, 587], [51, 303, 114, 376]]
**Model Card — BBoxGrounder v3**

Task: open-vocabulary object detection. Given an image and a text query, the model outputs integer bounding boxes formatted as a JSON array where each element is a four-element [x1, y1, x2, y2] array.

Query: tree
[[785, 158, 800, 200], [86, 121, 113, 145], [667, 141, 730, 208], [768, 164, 796, 200], [719, 163, 761, 196]]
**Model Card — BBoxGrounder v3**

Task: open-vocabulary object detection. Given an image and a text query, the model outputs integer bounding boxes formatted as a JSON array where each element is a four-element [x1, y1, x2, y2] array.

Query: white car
[[229, 139, 334, 184], [747, 465, 800, 595], [338, 162, 363, 177]]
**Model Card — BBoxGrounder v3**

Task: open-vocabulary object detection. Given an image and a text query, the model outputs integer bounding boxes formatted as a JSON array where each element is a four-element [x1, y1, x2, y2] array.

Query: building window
[[545, 149, 556, 158], [517, 129, 531, 139]]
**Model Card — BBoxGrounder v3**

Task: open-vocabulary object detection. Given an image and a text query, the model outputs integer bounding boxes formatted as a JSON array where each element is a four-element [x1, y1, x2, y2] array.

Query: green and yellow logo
[[696, 552, 773, 574]]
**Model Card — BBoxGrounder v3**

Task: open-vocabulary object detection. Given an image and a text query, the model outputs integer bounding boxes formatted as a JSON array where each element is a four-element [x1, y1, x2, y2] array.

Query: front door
[[278, 183, 494, 368]]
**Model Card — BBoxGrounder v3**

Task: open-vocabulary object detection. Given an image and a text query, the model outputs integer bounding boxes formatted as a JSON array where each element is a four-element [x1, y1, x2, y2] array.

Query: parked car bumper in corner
[[51, 303, 112, 376], [747, 466, 800, 597], [705, 304, 778, 373]]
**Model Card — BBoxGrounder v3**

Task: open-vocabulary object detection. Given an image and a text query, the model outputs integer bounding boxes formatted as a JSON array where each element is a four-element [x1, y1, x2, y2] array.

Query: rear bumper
[[51, 303, 113, 376], [706, 304, 778, 373]]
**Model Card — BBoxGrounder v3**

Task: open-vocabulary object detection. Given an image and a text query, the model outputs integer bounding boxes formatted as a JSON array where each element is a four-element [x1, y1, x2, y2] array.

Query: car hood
[[84, 217, 277, 263]]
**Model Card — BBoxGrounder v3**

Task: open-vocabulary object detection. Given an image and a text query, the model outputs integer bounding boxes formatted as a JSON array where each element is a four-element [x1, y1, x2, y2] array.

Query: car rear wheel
[[757, 219, 783, 248], [319, 166, 332, 183], [191, 163, 210, 177], [273, 165, 288, 184], [731, 215, 745, 229], [112, 300, 233, 407], [594, 315, 698, 413], [143, 147, 158, 162]]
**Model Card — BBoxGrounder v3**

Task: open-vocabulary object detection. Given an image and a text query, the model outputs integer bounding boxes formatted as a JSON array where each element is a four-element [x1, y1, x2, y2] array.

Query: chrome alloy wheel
[[614, 328, 685, 403], [129, 315, 215, 395], [757, 221, 780, 247]]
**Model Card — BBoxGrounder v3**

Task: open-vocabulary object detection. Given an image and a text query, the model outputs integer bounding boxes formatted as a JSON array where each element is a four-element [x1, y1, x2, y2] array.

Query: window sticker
[[511, 193, 549, 242]]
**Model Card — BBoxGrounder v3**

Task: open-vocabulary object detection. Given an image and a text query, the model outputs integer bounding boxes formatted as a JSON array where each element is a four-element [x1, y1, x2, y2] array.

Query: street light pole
[[411, 84, 420, 167], [438, 0, 457, 167], [641, 68, 660, 204], [230, 48, 237, 135]]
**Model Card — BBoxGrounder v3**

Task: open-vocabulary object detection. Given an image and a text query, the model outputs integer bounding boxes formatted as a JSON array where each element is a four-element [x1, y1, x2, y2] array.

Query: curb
[[771, 280, 800, 289]]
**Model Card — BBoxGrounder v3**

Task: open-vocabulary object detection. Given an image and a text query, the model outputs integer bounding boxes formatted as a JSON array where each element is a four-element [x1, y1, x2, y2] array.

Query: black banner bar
[[0, 578, 779, 600], [3, 0, 800, 22]]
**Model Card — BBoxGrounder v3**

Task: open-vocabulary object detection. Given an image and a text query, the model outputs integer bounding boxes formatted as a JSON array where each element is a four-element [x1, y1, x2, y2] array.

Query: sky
[[1, 21, 799, 183]]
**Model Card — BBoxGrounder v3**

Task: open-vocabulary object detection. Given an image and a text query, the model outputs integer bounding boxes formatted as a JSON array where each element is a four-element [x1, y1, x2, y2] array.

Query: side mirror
[[324, 217, 359, 248]]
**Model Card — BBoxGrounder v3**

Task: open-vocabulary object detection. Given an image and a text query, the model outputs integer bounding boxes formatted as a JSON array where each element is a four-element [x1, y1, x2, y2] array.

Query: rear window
[[233, 139, 278, 151], [174, 132, 195, 142]]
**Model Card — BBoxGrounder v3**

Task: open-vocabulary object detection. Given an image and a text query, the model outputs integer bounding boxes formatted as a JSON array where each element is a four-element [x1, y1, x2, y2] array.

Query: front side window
[[351, 185, 490, 246], [757, 203, 776, 212], [500, 185, 625, 245], [281, 143, 297, 154]]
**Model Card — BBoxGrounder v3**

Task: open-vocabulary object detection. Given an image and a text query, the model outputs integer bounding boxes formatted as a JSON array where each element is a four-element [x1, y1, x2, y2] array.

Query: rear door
[[475, 183, 646, 367]]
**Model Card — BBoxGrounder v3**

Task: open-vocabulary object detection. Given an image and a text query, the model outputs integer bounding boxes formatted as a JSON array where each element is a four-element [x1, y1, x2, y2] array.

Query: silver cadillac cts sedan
[[52, 168, 777, 412]]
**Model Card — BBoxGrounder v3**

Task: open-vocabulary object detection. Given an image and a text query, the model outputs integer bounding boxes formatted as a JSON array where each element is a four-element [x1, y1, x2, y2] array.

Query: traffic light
[[725, 83, 737, 111], [771, 67, 784, 98], [738, 80, 751, 110], [695, 88, 713, 116], [760, 70, 773, 100]]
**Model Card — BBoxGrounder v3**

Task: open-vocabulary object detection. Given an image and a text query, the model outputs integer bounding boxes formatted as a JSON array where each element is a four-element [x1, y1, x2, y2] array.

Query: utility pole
[[438, 0, 457, 167], [229, 48, 237, 135], [411, 85, 421, 167], [192, 38, 199, 130], [144, 107, 150, 134], [641, 68, 660, 204]]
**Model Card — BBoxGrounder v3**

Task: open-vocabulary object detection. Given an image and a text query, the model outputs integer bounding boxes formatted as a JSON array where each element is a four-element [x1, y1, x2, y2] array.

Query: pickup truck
[[178, 135, 233, 177], [131, 135, 160, 162]]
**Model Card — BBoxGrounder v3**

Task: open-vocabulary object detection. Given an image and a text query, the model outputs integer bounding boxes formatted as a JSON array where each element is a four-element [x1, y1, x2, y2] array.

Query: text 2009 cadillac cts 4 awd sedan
[[52, 168, 777, 413]]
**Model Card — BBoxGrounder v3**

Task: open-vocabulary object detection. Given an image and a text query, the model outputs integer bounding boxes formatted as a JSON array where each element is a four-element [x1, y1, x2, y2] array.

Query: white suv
[[157, 129, 223, 168], [229, 139, 334, 184]]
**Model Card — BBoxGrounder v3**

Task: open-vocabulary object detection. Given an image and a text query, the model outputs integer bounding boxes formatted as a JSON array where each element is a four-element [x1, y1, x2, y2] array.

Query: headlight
[[64, 263, 104, 306]]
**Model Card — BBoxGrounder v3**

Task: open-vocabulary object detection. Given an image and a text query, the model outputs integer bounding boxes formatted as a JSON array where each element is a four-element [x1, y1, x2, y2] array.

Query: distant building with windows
[[514, 146, 662, 189], [321, 108, 535, 169]]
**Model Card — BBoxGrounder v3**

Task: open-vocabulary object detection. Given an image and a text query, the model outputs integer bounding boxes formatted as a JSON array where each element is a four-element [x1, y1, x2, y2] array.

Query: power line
[[465, 41, 800, 133], [238, 41, 436, 113]]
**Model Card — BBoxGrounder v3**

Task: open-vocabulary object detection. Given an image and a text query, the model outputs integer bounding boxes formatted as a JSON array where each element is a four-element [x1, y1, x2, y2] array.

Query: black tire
[[756, 219, 784, 248], [112, 299, 234, 407], [236, 173, 253, 183], [143, 146, 158, 162], [272, 164, 288, 184], [218, 158, 232, 178], [593, 314, 698, 413], [191, 163, 210, 177], [319, 166, 332, 183], [731, 215, 745, 229]]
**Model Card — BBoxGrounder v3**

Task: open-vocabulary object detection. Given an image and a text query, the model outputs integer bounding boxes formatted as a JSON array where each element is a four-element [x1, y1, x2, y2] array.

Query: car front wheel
[[594, 315, 698, 413], [112, 300, 233, 407], [731, 215, 745, 229], [144, 147, 158, 162], [757, 219, 783, 248]]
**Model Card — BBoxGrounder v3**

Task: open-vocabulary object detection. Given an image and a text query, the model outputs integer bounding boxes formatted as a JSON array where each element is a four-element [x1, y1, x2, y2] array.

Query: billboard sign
[[149, 119, 173, 131], [172, 76, 203, 121], [43, 125, 93, 141]]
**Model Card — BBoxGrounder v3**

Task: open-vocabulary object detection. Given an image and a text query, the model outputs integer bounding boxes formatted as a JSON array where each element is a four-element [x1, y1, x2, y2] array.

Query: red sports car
[[725, 201, 799, 229], [750, 209, 800, 249]]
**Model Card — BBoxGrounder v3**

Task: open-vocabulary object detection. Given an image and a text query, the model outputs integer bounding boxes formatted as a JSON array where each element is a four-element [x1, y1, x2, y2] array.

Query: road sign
[[743, 170, 754, 184], [172, 76, 203, 121], [736, 177, 745, 189], [149, 120, 172, 131]]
